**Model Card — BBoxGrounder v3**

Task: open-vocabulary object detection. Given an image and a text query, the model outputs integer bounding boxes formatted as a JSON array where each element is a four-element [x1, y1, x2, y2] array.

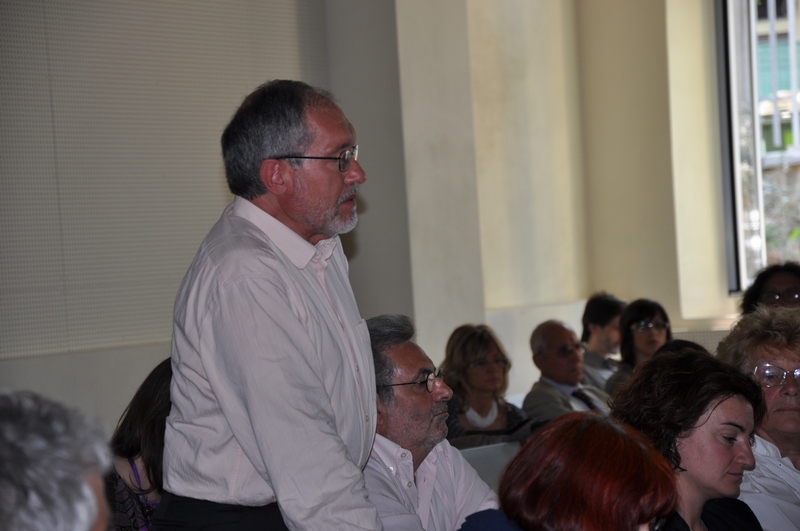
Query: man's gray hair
[[530, 319, 571, 356], [367, 314, 416, 405], [221, 79, 336, 200], [0, 391, 111, 531]]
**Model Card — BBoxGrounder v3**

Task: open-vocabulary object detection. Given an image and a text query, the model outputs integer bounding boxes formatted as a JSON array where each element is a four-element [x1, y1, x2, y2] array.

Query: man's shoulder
[[523, 379, 564, 400], [522, 380, 572, 420], [581, 384, 609, 403], [187, 207, 300, 288]]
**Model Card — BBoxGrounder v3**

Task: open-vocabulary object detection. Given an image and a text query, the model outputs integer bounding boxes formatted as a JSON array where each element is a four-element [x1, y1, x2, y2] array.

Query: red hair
[[499, 412, 676, 531]]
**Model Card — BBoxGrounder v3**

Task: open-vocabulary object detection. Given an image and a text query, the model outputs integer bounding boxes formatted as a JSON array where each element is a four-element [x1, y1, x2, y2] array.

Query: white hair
[[0, 391, 111, 531]]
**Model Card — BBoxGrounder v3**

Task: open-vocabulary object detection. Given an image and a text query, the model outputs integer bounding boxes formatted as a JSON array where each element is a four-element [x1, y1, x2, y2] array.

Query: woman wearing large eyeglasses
[[439, 324, 528, 449], [740, 261, 800, 315], [611, 349, 766, 531], [718, 306, 800, 530], [604, 298, 672, 397]]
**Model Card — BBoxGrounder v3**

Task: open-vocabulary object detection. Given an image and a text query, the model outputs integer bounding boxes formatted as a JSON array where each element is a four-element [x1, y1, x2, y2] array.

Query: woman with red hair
[[459, 412, 676, 531]]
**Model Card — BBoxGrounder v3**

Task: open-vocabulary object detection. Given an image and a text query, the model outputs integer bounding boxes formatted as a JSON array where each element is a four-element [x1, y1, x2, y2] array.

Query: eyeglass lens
[[338, 145, 358, 172], [632, 320, 669, 333], [759, 287, 800, 303], [753, 364, 800, 388], [425, 369, 443, 392], [555, 343, 585, 357]]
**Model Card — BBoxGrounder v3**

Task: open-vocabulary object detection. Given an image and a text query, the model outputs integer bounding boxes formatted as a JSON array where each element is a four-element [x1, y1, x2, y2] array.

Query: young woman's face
[[630, 314, 668, 364], [676, 395, 756, 504]]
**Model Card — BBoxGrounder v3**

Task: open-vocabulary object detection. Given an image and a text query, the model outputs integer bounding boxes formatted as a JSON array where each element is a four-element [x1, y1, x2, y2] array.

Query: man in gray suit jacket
[[522, 320, 610, 425]]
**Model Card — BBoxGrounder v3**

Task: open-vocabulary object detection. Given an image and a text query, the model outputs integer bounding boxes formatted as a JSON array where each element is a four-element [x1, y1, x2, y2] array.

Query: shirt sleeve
[[363, 458, 425, 531], [202, 274, 381, 530]]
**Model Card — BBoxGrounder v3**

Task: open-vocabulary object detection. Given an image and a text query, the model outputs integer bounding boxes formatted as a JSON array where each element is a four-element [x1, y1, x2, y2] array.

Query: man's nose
[[781, 370, 799, 396], [345, 159, 366, 185], [434, 377, 453, 401]]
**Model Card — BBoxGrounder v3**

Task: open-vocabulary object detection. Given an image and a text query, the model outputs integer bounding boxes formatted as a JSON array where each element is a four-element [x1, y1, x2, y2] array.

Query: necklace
[[464, 399, 498, 428]]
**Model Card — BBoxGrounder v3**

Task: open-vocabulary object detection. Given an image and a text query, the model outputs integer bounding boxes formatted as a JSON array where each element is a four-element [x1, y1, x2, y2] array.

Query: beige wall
[[394, 1, 487, 368], [396, 0, 738, 399]]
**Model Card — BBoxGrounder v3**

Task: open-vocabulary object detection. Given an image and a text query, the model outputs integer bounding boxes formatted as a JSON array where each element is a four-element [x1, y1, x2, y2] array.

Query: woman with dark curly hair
[[611, 349, 767, 531], [740, 262, 800, 315], [440, 324, 528, 448], [604, 298, 672, 397], [458, 412, 677, 531]]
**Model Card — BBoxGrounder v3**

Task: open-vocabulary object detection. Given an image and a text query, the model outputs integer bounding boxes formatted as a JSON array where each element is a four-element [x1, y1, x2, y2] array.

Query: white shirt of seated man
[[364, 337, 498, 531]]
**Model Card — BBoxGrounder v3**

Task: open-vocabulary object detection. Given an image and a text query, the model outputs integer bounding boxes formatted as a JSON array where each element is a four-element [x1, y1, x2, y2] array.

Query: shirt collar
[[232, 196, 339, 269], [372, 434, 412, 477], [753, 433, 784, 459], [371, 434, 440, 476]]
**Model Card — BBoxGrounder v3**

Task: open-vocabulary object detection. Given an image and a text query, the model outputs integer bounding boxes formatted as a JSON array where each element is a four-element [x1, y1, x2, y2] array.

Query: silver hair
[[530, 319, 573, 356], [0, 391, 111, 531]]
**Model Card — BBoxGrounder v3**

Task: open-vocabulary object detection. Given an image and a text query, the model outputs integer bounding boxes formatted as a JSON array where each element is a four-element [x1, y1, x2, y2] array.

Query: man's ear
[[376, 399, 387, 433], [588, 323, 601, 336], [532, 352, 543, 371], [259, 158, 291, 195]]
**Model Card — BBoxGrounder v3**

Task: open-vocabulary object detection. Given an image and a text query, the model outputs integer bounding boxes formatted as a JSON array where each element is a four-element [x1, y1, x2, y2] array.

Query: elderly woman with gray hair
[[717, 306, 800, 531]]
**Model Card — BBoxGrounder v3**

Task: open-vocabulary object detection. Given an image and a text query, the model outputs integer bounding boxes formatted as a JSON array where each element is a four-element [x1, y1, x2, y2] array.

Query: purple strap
[[128, 457, 144, 490]]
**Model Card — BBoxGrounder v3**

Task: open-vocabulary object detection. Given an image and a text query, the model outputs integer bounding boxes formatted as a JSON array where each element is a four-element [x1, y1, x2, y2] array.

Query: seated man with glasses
[[522, 320, 610, 427], [364, 315, 498, 531], [718, 306, 800, 531]]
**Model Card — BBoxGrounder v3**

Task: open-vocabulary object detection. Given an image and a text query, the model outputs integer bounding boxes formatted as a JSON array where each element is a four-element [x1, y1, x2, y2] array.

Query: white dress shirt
[[738, 435, 800, 531], [163, 197, 380, 530], [363, 434, 498, 531]]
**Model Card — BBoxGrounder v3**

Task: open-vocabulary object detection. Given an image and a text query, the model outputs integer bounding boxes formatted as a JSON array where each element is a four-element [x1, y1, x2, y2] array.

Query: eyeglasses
[[649, 517, 667, 531], [377, 369, 443, 393], [630, 320, 670, 333], [273, 145, 358, 173], [469, 358, 509, 369], [752, 363, 800, 388], [553, 342, 586, 358], [759, 287, 800, 305]]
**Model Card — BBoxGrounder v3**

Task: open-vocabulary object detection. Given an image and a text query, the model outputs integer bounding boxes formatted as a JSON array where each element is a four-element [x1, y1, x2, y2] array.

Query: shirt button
[[365, 414, 369, 423], [401, 452, 407, 459], [407, 481, 413, 488]]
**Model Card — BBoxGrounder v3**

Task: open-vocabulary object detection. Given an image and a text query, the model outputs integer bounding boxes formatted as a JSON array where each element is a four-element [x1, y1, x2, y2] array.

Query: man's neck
[[411, 444, 438, 475], [585, 337, 609, 358], [758, 428, 800, 469]]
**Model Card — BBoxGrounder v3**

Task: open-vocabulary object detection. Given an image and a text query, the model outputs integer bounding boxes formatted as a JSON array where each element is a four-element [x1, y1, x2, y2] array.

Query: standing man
[[364, 315, 497, 531], [580, 292, 625, 389], [522, 320, 609, 426], [157, 80, 380, 530]]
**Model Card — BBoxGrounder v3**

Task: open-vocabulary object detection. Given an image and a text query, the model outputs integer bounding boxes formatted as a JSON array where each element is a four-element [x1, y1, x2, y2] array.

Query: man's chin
[[333, 212, 358, 235]]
